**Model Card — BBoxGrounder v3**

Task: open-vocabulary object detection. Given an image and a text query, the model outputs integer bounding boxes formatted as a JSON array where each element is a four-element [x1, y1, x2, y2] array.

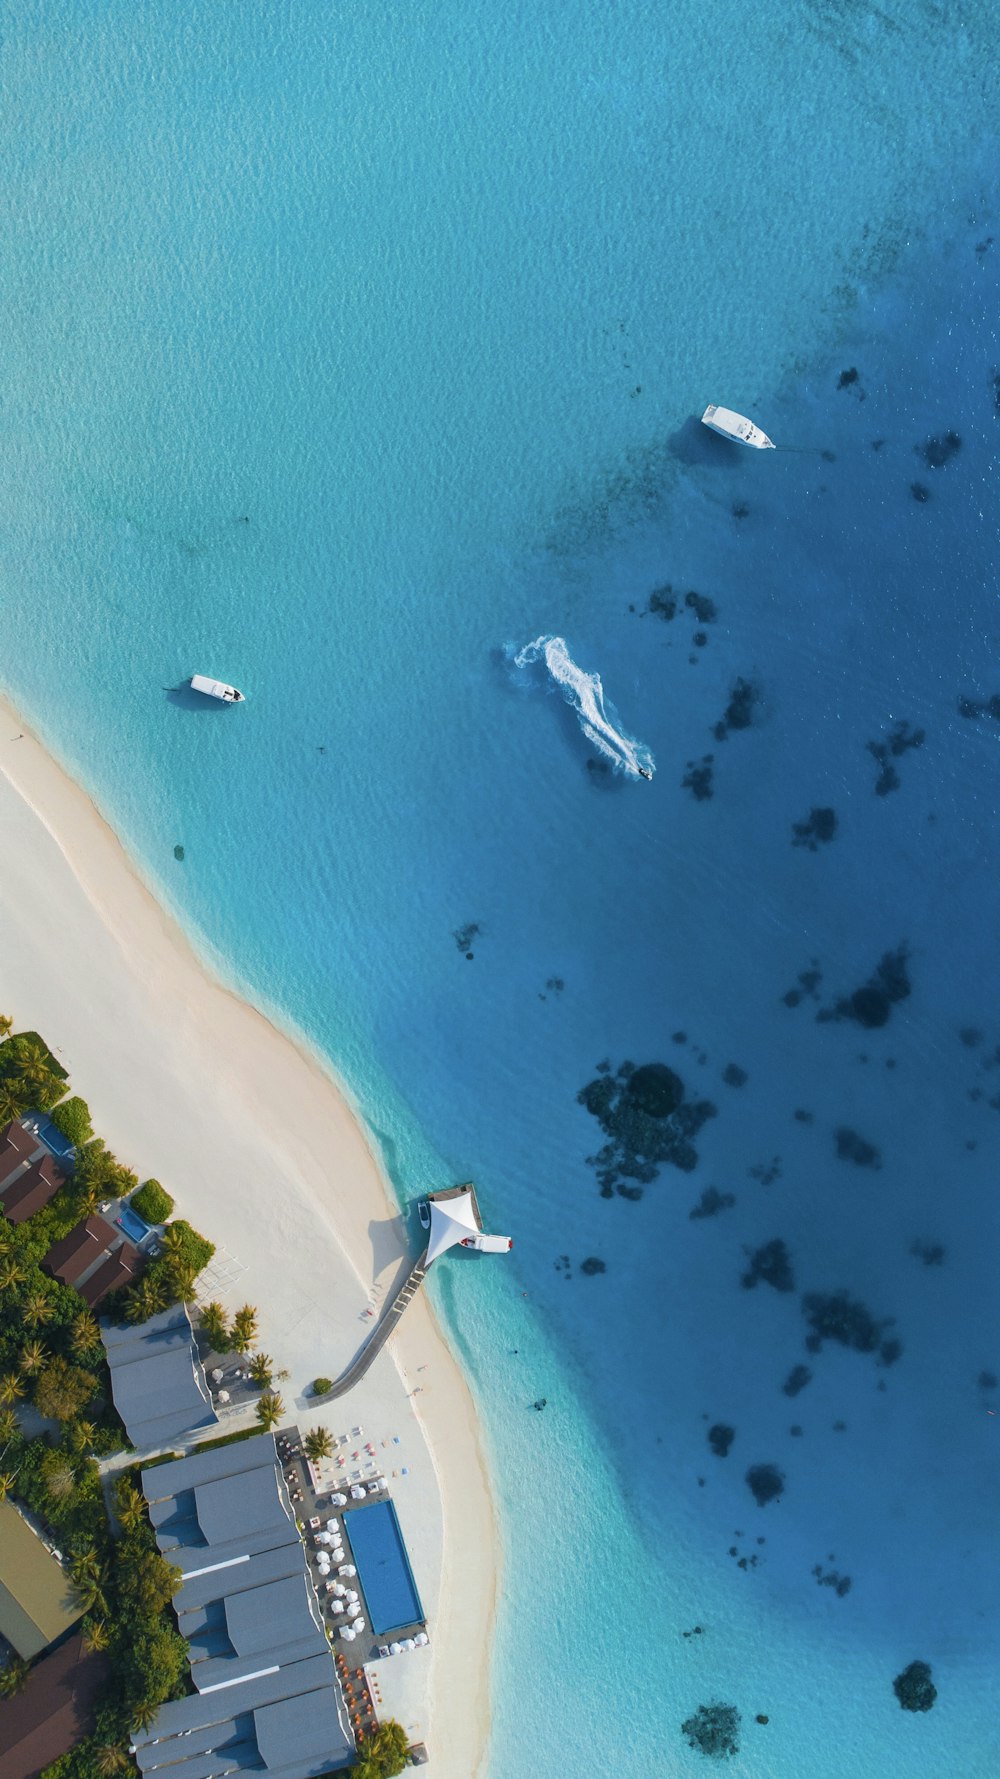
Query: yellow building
[[0, 1500, 82, 1661]]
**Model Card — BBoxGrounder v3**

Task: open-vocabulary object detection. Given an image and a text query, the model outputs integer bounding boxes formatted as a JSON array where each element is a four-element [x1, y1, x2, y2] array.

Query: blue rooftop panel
[[347, 1500, 423, 1637]]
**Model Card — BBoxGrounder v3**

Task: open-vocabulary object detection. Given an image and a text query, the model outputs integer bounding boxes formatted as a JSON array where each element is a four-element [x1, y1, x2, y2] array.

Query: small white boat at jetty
[[190, 674, 245, 703], [701, 404, 775, 449]]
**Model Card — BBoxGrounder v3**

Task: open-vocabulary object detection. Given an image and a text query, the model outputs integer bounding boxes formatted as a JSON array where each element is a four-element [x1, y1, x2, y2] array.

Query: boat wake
[[514, 635, 654, 780]]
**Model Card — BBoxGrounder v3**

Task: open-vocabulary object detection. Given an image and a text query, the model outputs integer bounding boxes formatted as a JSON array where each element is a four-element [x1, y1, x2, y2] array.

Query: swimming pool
[[346, 1500, 424, 1636], [117, 1206, 151, 1243], [38, 1120, 76, 1162]]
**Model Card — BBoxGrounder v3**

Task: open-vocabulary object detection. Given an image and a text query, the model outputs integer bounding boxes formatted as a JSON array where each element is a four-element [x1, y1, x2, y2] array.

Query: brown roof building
[[3, 1157, 66, 1227], [42, 1216, 116, 1287], [78, 1241, 142, 1308], [0, 1634, 109, 1779], [0, 1123, 40, 1193]]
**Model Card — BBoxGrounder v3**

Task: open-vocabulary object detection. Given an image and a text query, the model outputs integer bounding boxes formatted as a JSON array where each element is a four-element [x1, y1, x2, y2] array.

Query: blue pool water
[[2, 4, 1000, 1774], [347, 1500, 425, 1638], [37, 1120, 77, 1164], [117, 1207, 152, 1244]]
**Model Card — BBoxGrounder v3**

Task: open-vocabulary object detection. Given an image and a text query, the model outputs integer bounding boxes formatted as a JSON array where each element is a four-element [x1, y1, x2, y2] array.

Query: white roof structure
[[424, 1187, 481, 1265]]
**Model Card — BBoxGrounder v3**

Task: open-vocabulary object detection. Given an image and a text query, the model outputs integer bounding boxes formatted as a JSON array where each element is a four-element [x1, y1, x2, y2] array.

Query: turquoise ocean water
[[2, 4, 1000, 1773]]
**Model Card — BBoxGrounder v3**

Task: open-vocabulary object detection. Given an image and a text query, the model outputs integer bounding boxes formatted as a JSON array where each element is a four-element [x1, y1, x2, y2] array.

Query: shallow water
[[2, 4, 999, 1773]]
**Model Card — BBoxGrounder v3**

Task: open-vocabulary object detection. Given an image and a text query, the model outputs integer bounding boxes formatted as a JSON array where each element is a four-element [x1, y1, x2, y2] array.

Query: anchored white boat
[[190, 674, 245, 704], [701, 404, 775, 449]]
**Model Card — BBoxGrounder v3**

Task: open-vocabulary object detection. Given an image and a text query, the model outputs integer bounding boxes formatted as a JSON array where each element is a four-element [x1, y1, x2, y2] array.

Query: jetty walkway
[[318, 1248, 429, 1402]]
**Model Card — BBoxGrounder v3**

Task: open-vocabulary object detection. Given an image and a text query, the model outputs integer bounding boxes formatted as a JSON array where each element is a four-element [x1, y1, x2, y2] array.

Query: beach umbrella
[[326, 1518, 339, 1531], [353, 1619, 366, 1633], [340, 1565, 356, 1576], [331, 1492, 347, 1506], [415, 1631, 429, 1646], [389, 1642, 401, 1655], [341, 1627, 355, 1642]]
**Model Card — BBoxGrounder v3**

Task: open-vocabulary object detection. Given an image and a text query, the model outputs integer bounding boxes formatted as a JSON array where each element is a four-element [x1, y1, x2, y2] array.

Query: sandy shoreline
[[0, 692, 496, 1778]]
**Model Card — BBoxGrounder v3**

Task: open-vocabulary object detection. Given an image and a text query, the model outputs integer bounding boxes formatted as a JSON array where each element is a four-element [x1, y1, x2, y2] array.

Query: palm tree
[[131, 1696, 161, 1734], [0, 1082, 27, 1126], [68, 1419, 96, 1457], [0, 1472, 16, 1502], [199, 1301, 230, 1351], [75, 1176, 104, 1218], [0, 1408, 17, 1445], [19, 1339, 46, 1376], [94, 1745, 129, 1777], [231, 1305, 258, 1354], [0, 1014, 13, 1040], [0, 1656, 30, 1699], [8, 1037, 60, 1095], [82, 1618, 111, 1655], [70, 1550, 108, 1615], [114, 1478, 147, 1532], [0, 1258, 24, 1294], [0, 1372, 24, 1406], [304, 1426, 333, 1462], [255, 1391, 284, 1431], [247, 1352, 273, 1388], [125, 1275, 167, 1323], [70, 1311, 100, 1357], [23, 1291, 54, 1328], [166, 1262, 197, 1302]]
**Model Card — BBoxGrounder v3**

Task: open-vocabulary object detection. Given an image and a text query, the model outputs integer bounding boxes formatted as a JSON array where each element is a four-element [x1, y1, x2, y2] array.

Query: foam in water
[[514, 634, 655, 779]]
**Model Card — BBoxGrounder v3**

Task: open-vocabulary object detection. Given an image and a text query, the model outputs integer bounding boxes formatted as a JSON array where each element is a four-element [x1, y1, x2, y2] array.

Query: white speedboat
[[701, 404, 774, 449], [190, 674, 245, 703]]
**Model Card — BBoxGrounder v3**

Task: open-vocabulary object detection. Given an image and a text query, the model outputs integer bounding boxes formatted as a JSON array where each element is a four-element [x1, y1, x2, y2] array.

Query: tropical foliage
[[0, 1032, 68, 1117], [119, 1219, 214, 1321], [312, 1376, 333, 1396], [353, 1720, 411, 1778], [48, 1096, 94, 1149], [130, 1179, 174, 1224], [255, 1390, 284, 1430], [230, 1304, 258, 1353], [304, 1426, 333, 1461]]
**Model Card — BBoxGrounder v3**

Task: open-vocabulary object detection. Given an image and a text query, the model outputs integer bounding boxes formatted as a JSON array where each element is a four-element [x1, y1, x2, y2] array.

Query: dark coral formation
[[916, 430, 961, 469], [802, 1290, 898, 1363], [910, 481, 930, 504], [834, 1127, 882, 1168], [713, 678, 759, 741], [722, 1063, 747, 1087], [647, 585, 677, 620], [453, 921, 481, 953], [791, 806, 838, 851], [821, 945, 911, 1029], [748, 1156, 782, 1186], [910, 1239, 945, 1266], [683, 755, 715, 800], [746, 1464, 784, 1507], [579, 1256, 606, 1276], [741, 1239, 794, 1293], [689, 1187, 736, 1220], [893, 1661, 937, 1712], [578, 1058, 716, 1198], [685, 591, 718, 624], [681, 1702, 741, 1759], [813, 1564, 852, 1597], [782, 1364, 812, 1398], [866, 721, 924, 795], [708, 1423, 734, 1458], [957, 691, 1000, 722], [782, 964, 822, 1008]]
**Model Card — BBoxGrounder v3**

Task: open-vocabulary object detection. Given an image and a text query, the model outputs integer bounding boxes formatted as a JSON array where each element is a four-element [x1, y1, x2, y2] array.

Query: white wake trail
[[514, 634, 654, 780]]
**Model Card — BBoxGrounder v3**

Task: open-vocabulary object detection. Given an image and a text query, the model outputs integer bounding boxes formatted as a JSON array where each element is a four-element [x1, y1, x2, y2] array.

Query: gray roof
[[101, 1304, 217, 1450], [134, 1438, 353, 1779]]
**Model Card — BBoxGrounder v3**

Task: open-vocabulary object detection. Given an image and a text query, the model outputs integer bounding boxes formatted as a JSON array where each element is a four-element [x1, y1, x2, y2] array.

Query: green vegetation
[[255, 1390, 284, 1430], [353, 1721, 411, 1778], [130, 1180, 174, 1225], [194, 1426, 264, 1454], [118, 1220, 215, 1322], [247, 1352, 273, 1387], [230, 1304, 258, 1353], [303, 1426, 333, 1461], [198, 1301, 231, 1351], [312, 1376, 333, 1396], [0, 1032, 69, 1123], [48, 1097, 95, 1149]]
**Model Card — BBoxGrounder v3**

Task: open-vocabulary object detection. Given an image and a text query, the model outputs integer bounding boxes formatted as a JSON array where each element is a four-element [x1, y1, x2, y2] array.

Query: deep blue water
[[1, 5, 999, 1774]]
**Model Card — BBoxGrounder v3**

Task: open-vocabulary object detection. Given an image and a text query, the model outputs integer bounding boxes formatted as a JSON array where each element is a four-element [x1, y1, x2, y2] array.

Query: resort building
[[133, 1434, 354, 1779], [0, 1633, 109, 1779], [0, 1499, 82, 1661], [0, 1121, 43, 1192], [1, 1154, 66, 1225], [43, 1215, 118, 1287], [101, 1304, 217, 1450]]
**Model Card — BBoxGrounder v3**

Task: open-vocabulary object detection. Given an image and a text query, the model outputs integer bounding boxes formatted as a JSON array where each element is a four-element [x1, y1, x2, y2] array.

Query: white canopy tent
[[424, 1188, 481, 1265]]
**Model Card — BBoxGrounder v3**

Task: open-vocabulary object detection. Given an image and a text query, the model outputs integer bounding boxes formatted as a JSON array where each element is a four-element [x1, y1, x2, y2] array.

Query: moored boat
[[190, 674, 245, 703], [701, 404, 775, 449]]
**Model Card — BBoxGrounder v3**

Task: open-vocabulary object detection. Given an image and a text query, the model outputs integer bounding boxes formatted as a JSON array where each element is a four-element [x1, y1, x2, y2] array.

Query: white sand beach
[[0, 694, 496, 1778]]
